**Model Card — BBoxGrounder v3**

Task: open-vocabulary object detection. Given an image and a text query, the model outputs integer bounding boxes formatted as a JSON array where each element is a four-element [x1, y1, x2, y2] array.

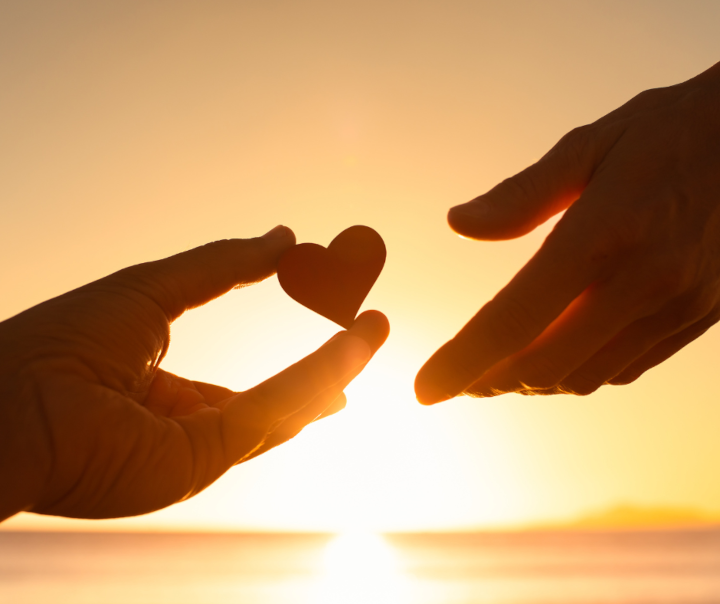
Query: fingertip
[[414, 341, 473, 405], [313, 393, 348, 422], [261, 224, 296, 244], [349, 310, 390, 353], [448, 188, 544, 242], [414, 370, 452, 405], [414, 358, 453, 406], [259, 225, 297, 258], [447, 200, 489, 238], [448, 202, 530, 242]]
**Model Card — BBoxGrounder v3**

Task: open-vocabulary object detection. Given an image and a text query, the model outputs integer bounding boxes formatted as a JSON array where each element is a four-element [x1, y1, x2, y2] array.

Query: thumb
[[448, 125, 619, 241], [119, 225, 296, 320]]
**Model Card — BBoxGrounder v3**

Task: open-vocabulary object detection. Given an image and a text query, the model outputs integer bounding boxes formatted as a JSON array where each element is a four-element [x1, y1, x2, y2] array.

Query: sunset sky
[[3, 1, 720, 532]]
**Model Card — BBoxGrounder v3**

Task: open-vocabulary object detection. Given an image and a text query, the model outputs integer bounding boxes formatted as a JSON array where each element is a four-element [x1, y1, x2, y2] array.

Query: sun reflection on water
[[316, 532, 409, 604]]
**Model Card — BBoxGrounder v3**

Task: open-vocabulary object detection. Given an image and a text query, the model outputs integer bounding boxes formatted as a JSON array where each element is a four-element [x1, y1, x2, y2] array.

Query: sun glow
[[5, 1, 720, 538], [316, 532, 408, 604]]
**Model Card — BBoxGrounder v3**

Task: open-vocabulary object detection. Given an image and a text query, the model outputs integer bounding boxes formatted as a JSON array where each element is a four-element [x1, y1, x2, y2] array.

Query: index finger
[[248, 310, 388, 412], [221, 310, 389, 462], [414, 213, 605, 405]]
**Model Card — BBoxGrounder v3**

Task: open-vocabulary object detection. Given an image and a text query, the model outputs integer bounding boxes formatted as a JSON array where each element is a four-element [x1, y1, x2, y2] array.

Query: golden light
[[316, 532, 408, 604], [4, 0, 720, 537]]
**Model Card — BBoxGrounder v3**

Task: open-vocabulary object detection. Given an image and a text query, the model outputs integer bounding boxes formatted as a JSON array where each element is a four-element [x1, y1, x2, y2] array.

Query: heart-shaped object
[[277, 225, 386, 329]]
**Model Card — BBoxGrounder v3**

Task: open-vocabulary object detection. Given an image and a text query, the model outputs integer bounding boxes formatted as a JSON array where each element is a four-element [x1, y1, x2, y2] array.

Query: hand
[[415, 61, 720, 404], [0, 226, 389, 521]]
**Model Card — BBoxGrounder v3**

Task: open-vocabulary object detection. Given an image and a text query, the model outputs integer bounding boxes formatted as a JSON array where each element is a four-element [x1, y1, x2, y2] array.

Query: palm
[[14, 278, 224, 518]]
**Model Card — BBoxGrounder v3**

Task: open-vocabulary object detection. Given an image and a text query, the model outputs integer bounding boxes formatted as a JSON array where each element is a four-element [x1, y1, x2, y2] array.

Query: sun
[[316, 532, 409, 604]]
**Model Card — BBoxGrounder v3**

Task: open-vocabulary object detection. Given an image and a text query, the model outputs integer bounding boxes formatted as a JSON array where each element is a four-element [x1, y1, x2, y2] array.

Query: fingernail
[[449, 200, 490, 219], [337, 335, 372, 374], [262, 225, 289, 239]]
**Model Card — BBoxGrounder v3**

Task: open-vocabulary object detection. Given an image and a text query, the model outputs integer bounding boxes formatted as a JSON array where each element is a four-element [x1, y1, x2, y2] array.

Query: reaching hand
[[0, 226, 389, 521], [416, 61, 720, 404]]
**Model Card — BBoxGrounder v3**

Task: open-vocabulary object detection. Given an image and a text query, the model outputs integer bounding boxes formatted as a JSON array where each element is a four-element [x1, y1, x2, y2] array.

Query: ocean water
[[1, 529, 719, 604]]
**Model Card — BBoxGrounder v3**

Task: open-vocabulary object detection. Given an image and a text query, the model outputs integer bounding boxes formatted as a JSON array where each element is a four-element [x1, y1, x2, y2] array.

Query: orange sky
[[3, 1, 720, 532]]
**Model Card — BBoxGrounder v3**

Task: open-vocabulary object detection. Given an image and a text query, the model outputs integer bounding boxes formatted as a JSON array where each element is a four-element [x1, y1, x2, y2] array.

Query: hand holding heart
[[0, 227, 389, 522]]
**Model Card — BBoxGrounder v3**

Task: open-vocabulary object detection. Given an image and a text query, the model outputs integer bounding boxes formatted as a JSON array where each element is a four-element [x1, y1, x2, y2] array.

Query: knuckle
[[542, 207, 643, 271], [560, 373, 603, 396], [621, 87, 673, 117], [200, 239, 268, 285], [114, 262, 157, 287], [645, 264, 693, 301], [587, 211, 644, 263], [495, 171, 542, 211], [308, 342, 359, 388], [514, 354, 567, 390], [630, 261, 696, 312], [679, 291, 718, 323], [200, 239, 232, 252], [544, 206, 644, 276], [607, 372, 638, 386], [294, 363, 341, 397], [204, 239, 254, 277], [665, 289, 716, 330], [205, 238, 254, 259], [242, 388, 276, 419], [113, 264, 185, 318], [554, 125, 595, 167], [632, 87, 664, 105]]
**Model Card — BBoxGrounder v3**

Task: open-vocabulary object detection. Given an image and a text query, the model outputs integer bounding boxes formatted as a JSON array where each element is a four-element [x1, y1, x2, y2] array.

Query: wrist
[[0, 324, 53, 521]]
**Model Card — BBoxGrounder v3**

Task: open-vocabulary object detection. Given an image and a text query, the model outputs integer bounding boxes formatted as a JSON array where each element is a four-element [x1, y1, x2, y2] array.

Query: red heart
[[277, 225, 386, 329]]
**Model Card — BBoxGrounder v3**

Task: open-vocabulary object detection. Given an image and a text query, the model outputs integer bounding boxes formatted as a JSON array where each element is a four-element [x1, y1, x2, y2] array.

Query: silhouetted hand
[[0, 226, 389, 521], [416, 61, 720, 404]]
